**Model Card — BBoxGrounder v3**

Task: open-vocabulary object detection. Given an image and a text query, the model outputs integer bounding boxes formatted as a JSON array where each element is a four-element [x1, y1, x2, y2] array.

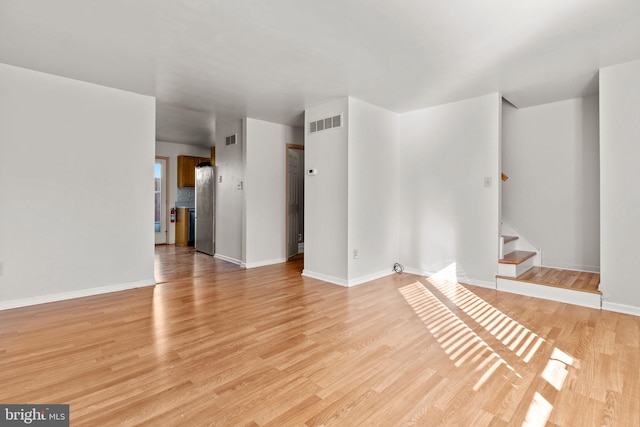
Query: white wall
[[303, 98, 349, 284], [214, 119, 244, 264], [0, 63, 156, 309], [155, 140, 211, 244], [347, 98, 399, 283], [398, 93, 501, 287], [502, 96, 600, 271], [600, 59, 640, 315], [244, 118, 303, 268]]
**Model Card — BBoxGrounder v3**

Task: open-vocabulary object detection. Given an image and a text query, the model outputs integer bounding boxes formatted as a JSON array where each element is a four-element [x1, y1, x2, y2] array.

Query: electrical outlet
[[484, 176, 492, 187], [353, 249, 358, 259], [0, 262, 4, 276]]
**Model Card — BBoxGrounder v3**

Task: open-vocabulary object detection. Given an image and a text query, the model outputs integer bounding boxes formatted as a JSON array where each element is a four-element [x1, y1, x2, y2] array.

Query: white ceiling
[[2, 0, 640, 146]]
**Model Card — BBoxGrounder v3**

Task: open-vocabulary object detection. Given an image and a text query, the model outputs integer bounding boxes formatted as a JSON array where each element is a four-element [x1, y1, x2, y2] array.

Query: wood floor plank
[[503, 266, 602, 295], [0, 245, 638, 425], [499, 250, 537, 264]]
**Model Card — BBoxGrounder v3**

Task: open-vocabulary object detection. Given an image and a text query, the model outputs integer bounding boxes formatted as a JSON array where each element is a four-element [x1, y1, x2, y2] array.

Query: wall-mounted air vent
[[225, 134, 237, 146], [309, 114, 343, 134]]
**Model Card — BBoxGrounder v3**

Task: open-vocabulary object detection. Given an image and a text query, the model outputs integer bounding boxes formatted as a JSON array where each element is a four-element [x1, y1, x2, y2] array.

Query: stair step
[[499, 250, 536, 265], [496, 267, 601, 308], [502, 235, 518, 244], [510, 267, 601, 294], [496, 277, 601, 309]]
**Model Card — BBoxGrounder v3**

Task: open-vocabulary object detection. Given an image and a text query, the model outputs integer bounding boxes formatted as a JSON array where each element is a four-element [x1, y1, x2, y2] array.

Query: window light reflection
[[399, 282, 518, 391], [523, 392, 554, 427], [152, 289, 168, 357], [399, 265, 579, 424]]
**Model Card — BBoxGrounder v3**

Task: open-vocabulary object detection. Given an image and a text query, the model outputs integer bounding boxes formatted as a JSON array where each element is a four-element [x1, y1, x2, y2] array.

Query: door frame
[[285, 144, 305, 259], [155, 156, 170, 245]]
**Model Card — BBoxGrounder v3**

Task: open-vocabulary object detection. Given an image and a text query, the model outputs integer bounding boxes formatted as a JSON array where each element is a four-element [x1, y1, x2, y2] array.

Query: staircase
[[498, 235, 536, 277], [496, 234, 601, 309]]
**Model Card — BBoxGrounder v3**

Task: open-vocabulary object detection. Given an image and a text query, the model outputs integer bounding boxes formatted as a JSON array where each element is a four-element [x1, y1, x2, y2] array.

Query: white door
[[287, 148, 304, 258], [154, 158, 167, 244]]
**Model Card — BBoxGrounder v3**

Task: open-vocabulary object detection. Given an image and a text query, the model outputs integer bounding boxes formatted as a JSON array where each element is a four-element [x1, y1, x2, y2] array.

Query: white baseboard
[[214, 253, 242, 266], [0, 278, 155, 311], [347, 270, 395, 287], [302, 270, 348, 287], [302, 269, 395, 288], [244, 258, 286, 269], [543, 261, 601, 273], [402, 267, 496, 289], [496, 277, 601, 309], [462, 278, 497, 289], [402, 267, 429, 277], [602, 301, 640, 317]]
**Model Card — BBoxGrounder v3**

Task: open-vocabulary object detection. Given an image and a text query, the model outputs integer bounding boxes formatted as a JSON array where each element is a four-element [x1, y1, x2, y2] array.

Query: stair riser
[[501, 240, 517, 257], [496, 278, 601, 309], [498, 258, 534, 277]]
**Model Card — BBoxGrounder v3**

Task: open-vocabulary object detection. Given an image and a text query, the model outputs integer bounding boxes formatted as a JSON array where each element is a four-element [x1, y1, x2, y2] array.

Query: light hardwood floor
[[515, 267, 601, 294], [1, 246, 638, 426]]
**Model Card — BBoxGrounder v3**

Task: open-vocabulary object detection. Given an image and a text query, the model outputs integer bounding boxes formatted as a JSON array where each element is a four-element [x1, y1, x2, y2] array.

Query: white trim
[[496, 277, 601, 309], [462, 278, 497, 289], [347, 270, 395, 287], [244, 258, 286, 269], [498, 257, 534, 277], [402, 267, 430, 276], [402, 267, 496, 290], [214, 253, 242, 266], [602, 301, 640, 317], [0, 279, 155, 311], [302, 269, 395, 288], [302, 270, 348, 287], [541, 261, 600, 273]]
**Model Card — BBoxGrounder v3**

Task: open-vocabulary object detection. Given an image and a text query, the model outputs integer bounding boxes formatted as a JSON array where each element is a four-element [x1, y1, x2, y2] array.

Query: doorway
[[155, 157, 169, 244], [286, 145, 304, 258]]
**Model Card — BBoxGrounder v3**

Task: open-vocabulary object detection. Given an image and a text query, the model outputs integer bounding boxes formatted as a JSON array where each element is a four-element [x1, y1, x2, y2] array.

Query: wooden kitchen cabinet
[[175, 208, 189, 246], [177, 155, 210, 187]]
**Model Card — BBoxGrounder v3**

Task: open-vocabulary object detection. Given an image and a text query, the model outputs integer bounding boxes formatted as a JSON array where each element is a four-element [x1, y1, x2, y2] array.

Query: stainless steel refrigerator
[[195, 164, 216, 255]]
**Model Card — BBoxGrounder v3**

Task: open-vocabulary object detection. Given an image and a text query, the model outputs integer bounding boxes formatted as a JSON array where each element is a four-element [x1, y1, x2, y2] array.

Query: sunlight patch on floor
[[542, 348, 574, 391], [523, 392, 554, 427], [426, 272, 546, 361], [399, 265, 579, 425], [399, 282, 518, 391], [152, 289, 169, 357]]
